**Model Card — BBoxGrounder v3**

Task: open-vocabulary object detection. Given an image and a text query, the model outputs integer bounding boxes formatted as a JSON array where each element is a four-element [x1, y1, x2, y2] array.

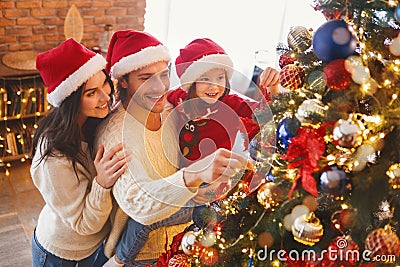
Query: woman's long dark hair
[[116, 73, 129, 105], [31, 70, 114, 174]]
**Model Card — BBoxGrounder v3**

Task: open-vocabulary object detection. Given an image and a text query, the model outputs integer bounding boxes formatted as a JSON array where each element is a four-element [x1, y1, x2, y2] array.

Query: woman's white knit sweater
[[31, 141, 112, 260], [95, 103, 196, 260]]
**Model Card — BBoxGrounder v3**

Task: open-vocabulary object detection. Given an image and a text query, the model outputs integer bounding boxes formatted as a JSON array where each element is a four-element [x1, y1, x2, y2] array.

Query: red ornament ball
[[364, 228, 400, 260], [242, 171, 266, 195], [241, 170, 254, 195], [279, 64, 305, 91], [168, 254, 191, 267], [339, 209, 356, 228], [331, 208, 356, 233], [279, 53, 295, 68], [323, 59, 352, 91], [200, 247, 219, 266]]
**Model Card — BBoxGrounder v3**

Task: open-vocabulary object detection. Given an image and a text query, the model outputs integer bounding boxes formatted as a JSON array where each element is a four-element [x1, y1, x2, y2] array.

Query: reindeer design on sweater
[[179, 106, 218, 160]]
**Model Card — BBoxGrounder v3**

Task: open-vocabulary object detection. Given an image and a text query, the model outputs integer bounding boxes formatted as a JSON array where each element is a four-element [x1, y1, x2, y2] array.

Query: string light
[[383, 79, 392, 86], [183, 3, 400, 265], [286, 169, 297, 181], [388, 94, 398, 106], [0, 74, 47, 176]]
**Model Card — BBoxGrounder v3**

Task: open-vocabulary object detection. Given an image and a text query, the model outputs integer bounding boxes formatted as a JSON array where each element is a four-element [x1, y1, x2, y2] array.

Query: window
[[145, 0, 325, 94]]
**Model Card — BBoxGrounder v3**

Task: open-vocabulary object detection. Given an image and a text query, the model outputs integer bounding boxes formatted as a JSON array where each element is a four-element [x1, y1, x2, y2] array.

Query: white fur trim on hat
[[180, 54, 234, 90], [47, 54, 107, 107], [110, 44, 171, 79]]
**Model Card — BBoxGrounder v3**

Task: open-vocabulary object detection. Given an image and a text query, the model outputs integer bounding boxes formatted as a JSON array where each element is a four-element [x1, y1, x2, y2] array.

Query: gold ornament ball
[[351, 159, 367, 172], [258, 232, 275, 248], [332, 119, 363, 148], [307, 70, 326, 94], [287, 26, 312, 51], [354, 144, 376, 164], [181, 231, 199, 255], [257, 182, 286, 209], [292, 212, 324, 246], [296, 99, 327, 123]]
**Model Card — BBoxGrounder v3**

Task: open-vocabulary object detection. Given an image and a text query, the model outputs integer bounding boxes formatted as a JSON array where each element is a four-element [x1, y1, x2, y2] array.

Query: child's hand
[[259, 67, 280, 95], [183, 148, 247, 189], [192, 182, 231, 203]]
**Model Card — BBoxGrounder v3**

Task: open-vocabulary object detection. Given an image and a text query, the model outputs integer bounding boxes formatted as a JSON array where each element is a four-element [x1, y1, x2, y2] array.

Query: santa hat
[[175, 38, 234, 90], [106, 30, 171, 79], [36, 38, 106, 107]]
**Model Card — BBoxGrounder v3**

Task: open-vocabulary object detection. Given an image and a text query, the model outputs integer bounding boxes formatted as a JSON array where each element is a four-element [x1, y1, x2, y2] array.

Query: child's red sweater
[[167, 88, 266, 167]]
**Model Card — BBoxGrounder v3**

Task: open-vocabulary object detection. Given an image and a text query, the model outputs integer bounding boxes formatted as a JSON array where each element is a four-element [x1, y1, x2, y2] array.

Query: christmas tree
[[159, 1, 400, 266]]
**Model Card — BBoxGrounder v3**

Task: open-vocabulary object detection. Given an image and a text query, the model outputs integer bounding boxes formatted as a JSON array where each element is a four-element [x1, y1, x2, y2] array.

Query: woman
[[31, 38, 127, 267]]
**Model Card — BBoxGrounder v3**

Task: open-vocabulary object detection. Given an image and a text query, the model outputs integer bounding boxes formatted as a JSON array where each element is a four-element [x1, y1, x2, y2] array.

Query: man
[[95, 30, 248, 266]]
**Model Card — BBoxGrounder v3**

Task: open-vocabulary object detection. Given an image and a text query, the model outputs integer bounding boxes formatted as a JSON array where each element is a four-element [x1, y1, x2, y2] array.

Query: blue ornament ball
[[395, 4, 400, 22], [320, 167, 348, 196], [312, 20, 357, 62], [265, 173, 275, 182], [277, 116, 301, 150]]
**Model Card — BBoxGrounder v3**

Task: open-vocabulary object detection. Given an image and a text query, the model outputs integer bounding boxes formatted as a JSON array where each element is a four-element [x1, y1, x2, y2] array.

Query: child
[[105, 37, 278, 267], [168, 38, 279, 168]]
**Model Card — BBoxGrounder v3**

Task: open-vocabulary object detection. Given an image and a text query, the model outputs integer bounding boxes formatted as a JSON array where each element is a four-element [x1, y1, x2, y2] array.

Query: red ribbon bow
[[281, 125, 328, 197]]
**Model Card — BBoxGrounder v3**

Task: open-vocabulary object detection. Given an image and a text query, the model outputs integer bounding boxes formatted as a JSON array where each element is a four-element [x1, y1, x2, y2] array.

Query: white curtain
[[145, 0, 326, 93]]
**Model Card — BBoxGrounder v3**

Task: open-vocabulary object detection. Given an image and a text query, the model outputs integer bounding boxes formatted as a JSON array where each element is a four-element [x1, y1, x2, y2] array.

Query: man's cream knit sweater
[[95, 103, 196, 260], [31, 141, 112, 260]]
